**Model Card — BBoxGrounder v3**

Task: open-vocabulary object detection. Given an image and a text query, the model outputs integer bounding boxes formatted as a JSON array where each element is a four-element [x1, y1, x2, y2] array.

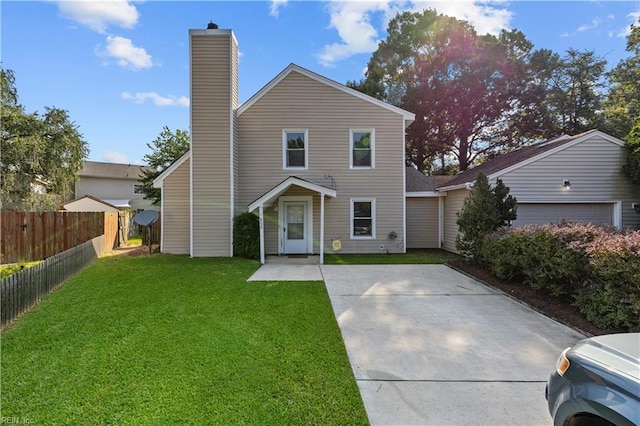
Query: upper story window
[[350, 129, 375, 169], [283, 130, 308, 170], [351, 198, 375, 239], [133, 184, 145, 194]]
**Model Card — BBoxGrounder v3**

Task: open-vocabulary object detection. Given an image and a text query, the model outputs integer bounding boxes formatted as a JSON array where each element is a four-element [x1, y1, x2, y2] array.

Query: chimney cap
[[207, 21, 218, 30]]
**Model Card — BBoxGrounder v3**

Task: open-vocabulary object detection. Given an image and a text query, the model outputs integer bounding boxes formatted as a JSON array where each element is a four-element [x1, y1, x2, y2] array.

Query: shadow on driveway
[[321, 264, 585, 426]]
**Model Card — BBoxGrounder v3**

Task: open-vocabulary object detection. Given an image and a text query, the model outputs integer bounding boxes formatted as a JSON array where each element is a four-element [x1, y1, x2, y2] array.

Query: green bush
[[233, 212, 260, 260], [575, 232, 640, 331], [520, 229, 586, 297], [482, 231, 526, 281], [483, 227, 586, 296], [481, 222, 640, 331], [1, 264, 23, 278], [456, 172, 517, 263]]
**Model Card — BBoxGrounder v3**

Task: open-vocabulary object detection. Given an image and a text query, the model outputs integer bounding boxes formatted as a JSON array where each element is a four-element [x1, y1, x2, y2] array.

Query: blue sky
[[3, 1, 639, 165]]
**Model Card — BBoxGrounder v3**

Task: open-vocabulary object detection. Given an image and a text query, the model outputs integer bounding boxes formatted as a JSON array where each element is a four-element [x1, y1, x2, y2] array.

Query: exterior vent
[[207, 21, 218, 29]]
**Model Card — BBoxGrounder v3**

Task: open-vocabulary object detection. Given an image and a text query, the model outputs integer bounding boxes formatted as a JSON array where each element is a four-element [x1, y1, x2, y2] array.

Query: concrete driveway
[[321, 264, 585, 426]]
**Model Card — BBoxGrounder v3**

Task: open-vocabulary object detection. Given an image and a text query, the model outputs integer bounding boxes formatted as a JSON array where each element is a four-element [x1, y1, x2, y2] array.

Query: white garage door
[[512, 203, 613, 227]]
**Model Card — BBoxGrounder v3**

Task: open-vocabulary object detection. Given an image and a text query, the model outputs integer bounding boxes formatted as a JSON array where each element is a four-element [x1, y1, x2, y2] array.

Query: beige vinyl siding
[[162, 159, 190, 254], [190, 31, 235, 256], [232, 36, 240, 219], [442, 188, 468, 253], [238, 71, 406, 254], [406, 198, 439, 248], [496, 135, 640, 229]]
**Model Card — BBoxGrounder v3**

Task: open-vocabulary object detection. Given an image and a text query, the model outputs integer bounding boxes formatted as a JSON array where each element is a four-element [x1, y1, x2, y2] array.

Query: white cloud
[[619, 10, 640, 38], [316, 0, 513, 67], [57, 0, 139, 34], [270, 0, 288, 17], [121, 91, 190, 107], [316, 1, 391, 67], [412, 1, 513, 35], [97, 36, 153, 70], [103, 151, 130, 163], [577, 17, 601, 33]]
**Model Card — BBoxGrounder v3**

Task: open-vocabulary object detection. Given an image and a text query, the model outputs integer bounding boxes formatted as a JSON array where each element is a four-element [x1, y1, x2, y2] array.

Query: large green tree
[[1, 68, 89, 211], [139, 126, 190, 205], [623, 118, 640, 187], [604, 17, 640, 139], [530, 48, 607, 135], [348, 10, 547, 173]]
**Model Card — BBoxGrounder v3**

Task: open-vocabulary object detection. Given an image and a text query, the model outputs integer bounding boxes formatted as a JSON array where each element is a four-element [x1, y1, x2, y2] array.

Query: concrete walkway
[[247, 263, 585, 425]]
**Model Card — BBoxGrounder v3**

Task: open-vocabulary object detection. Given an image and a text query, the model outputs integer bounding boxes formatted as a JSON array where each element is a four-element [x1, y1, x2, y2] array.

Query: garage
[[512, 203, 614, 227]]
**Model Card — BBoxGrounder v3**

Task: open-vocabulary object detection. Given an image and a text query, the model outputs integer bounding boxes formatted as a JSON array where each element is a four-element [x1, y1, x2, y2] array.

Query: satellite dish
[[134, 210, 159, 255], [134, 210, 159, 227]]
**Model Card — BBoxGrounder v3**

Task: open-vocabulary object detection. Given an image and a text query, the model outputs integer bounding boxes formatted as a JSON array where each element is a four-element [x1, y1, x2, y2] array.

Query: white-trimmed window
[[350, 198, 375, 239], [133, 184, 145, 194], [350, 129, 374, 169], [283, 130, 308, 170]]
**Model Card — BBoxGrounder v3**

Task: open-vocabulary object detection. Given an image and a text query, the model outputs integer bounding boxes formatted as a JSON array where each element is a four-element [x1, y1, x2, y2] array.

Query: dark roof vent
[[207, 21, 218, 30]]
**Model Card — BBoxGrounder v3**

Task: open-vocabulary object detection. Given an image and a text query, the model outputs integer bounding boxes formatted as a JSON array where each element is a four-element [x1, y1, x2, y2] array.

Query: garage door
[[512, 203, 613, 227]]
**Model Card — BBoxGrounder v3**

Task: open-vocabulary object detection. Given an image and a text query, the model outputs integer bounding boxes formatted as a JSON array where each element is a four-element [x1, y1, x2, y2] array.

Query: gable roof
[[237, 64, 415, 124], [153, 150, 191, 188], [80, 161, 151, 180], [248, 176, 337, 212], [60, 194, 120, 211], [438, 130, 625, 190]]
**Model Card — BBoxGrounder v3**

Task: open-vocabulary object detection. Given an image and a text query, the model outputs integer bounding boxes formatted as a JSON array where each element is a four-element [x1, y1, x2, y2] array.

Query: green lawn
[[325, 248, 459, 265], [1, 255, 368, 425]]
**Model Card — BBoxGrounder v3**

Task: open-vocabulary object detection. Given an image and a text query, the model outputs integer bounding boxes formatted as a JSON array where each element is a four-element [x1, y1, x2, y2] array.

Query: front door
[[283, 202, 307, 254]]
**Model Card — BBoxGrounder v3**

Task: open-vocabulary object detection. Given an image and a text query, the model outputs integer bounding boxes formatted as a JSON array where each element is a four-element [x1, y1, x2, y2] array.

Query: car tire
[[566, 414, 615, 426]]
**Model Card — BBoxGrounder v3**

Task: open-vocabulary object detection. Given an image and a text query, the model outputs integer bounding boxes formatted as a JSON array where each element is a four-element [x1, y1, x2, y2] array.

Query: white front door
[[283, 201, 307, 254]]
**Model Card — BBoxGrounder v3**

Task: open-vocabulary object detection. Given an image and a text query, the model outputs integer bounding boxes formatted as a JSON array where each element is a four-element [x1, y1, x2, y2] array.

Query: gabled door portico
[[247, 176, 337, 265]]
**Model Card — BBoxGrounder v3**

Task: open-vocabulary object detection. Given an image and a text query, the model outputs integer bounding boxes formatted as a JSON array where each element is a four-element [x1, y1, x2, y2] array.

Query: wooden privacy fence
[[1, 211, 118, 264], [1, 235, 105, 327], [141, 216, 161, 248]]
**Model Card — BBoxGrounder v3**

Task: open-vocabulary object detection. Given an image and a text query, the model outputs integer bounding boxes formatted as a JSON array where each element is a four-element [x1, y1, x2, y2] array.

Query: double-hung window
[[350, 129, 374, 169], [283, 130, 308, 170], [351, 198, 375, 239]]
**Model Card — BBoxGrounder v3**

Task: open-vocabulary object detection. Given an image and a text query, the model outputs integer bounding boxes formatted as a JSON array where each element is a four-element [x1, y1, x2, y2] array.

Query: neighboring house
[[435, 130, 640, 252], [154, 27, 414, 263], [76, 161, 155, 211], [30, 177, 48, 195], [60, 195, 120, 212], [154, 26, 639, 261]]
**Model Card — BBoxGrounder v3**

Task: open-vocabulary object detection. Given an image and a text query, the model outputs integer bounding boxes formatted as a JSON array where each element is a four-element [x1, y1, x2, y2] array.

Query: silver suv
[[545, 333, 640, 426]]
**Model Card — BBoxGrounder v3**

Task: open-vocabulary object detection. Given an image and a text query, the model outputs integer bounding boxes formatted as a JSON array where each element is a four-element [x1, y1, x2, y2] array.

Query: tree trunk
[[458, 132, 470, 171]]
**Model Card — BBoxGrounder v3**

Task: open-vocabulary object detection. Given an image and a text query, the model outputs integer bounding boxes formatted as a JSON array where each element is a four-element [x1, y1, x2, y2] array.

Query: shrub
[[481, 221, 640, 331], [483, 225, 586, 296], [575, 232, 640, 331], [482, 230, 527, 281], [456, 172, 517, 263], [522, 229, 586, 297], [233, 212, 260, 260]]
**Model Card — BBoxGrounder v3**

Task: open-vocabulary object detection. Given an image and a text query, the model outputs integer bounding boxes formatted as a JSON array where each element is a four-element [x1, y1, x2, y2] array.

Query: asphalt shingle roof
[[79, 161, 152, 179], [405, 167, 455, 192], [438, 130, 598, 188]]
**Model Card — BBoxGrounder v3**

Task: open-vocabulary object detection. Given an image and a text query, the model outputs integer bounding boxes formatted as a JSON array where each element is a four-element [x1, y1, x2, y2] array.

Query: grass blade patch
[[1, 256, 367, 424]]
